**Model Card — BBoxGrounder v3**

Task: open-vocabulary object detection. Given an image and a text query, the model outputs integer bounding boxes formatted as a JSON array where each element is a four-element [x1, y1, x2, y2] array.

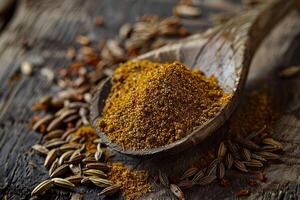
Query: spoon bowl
[[90, 0, 293, 157]]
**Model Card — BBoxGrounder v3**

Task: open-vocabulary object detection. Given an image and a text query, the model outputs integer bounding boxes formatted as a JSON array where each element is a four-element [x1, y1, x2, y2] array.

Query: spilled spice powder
[[109, 162, 152, 200], [182, 89, 279, 179], [74, 126, 98, 153], [98, 60, 231, 150], [228, 90, 278, 136]]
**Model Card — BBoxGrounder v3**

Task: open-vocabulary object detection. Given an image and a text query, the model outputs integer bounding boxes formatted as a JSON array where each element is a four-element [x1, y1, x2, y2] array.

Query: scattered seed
[[234, 160, 248, 172], [45, 140, 67, 149], [226, 140, 240, 159], [57, 109, 78, 120], [279, 65, 300, 78], [217, 162, 225, 179], [21, 61, 33, 75], [243, 159, 264, 168], [180, 167, 198, 180], [41, 67, 55, 82], [95, 149, 103, 161], [173, 5, 201, 18], [31, 144, 49, 155], [119, 23, 132, 39], [206, 158, 220, 176], [70, 193, 83, 200], [177, 180, 195, 190], [59, 143, 82, 152], [225, 153, 233, 169], [78, 144, 86, 153], [66, 175, 84, 185], [49, 158, 59, 176], [192, 169, 205, 183], [170, 184, 185, 200], [98, 184, 121, 197], [59, 150, 74, 165], [256, 151, 280, 160], [251, 153, 267, 162], [67, 47, 76, 59], [63, 114, 79, 123], [70, 150, 81, 160], [31, 179, 54, 196], [261, 145, 280, 152], [217, 142, 227, 158], [81, 177, 92, 184], [241, 148, 251, 161], [83, 169, 107, 178], [235, 189, 250, 197], [68, 135, 81, 143], [33, 115, 54, 131], [85, 163, 111, 171], [46, 117, 63, 132], [50, 164, 70, 178], [52, 178, 75, 189], [82, 156, 97, 164], [89, 176, 113, 187], [44, 129, 64, 140], [158, 170, 169, 187], [262, 138, 283, 149], [76, 35, 91, 46], [106, 39, 126, 60], [44, 149, 58, 168], [65, 154, 85, 164], [67, 102, 89, 109], [61, 128, 77, 140]]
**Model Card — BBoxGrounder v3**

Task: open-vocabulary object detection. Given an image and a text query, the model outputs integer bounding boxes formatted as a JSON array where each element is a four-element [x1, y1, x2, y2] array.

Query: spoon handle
[[243, 0, 294, 61]]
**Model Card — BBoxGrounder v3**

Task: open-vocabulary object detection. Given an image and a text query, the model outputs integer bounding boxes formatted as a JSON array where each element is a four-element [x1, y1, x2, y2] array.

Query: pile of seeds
[[155, 90, 283, 199], [98, 60, 231, 150], [31, 125, 120, 197], [56, 15, 190, 90], [156, 134, 282, 199], [31, 123, 152, 199]]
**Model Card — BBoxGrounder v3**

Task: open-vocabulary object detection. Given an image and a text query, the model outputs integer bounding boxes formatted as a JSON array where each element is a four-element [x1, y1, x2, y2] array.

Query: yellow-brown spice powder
[[109, 162, 152, 200], [228, 90, 278, 137], [99, 60, 231, 150], [74, 126, 98, 153]]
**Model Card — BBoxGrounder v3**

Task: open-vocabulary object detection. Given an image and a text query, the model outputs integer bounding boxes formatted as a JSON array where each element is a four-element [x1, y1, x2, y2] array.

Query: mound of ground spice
[[98, 60, 230, 150], [109, 162, 151, 200]]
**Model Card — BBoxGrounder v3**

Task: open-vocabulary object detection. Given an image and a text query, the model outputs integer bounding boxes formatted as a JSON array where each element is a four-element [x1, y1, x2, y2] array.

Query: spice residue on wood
[[228, 90, 278, 136], [169, 89, 282, 194], [98, 60, 231, 150], [109, 162, 152, 200]]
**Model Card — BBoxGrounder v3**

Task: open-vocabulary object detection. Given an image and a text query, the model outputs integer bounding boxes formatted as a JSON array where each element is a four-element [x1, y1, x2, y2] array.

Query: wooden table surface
[[1, 0, 300, 199]]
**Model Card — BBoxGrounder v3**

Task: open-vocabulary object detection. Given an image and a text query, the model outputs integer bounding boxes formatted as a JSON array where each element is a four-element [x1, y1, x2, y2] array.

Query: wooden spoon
[[90, 0, 294, 157]]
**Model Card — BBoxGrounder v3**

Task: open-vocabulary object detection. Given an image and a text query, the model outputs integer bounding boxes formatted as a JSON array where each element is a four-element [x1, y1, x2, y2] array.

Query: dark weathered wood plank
[[0, 0, 300, 200]]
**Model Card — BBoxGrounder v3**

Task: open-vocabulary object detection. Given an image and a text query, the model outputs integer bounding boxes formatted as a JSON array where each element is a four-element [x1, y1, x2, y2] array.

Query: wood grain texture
[[1, 0, 300, 199]]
